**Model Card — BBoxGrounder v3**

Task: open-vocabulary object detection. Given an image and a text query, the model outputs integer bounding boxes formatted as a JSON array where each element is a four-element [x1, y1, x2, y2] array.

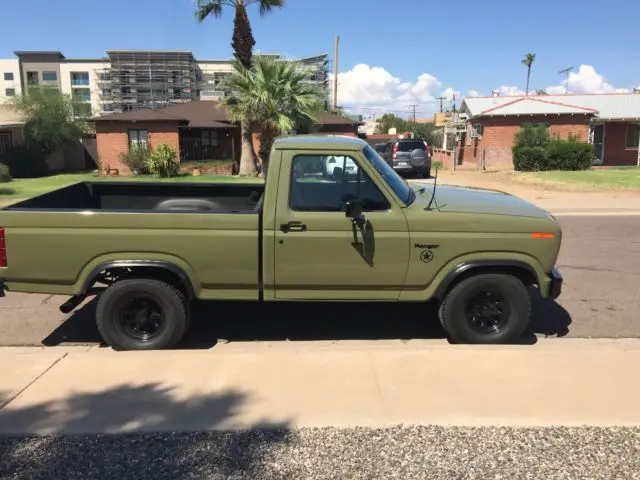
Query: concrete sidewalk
[[0, 339, 639, 435]]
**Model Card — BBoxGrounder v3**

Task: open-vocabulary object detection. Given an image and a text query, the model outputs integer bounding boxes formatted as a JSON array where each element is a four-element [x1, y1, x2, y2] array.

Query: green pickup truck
[[0, 135, 563, 350]]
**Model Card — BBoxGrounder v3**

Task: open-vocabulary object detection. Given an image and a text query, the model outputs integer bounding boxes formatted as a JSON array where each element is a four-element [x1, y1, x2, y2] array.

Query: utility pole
[[409, 104, 419, 123], [435, 96, 446, 113], [558, 66, 573, 94], [332, 35, 339, 112]]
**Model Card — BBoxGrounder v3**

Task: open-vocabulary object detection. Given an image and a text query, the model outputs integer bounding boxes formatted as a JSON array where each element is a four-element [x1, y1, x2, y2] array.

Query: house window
[[3, 72, 13, 81], [71, 72, 89, 86], [26, 72, 38, 86], [5, 88, 15, 97], [0, 133, 11, 155], [42, 71, 57, 82], [625, 123, 640, 150], [201, 129, 219, 147], [73, 88, 91, 102], [128, 129, 149, 149]]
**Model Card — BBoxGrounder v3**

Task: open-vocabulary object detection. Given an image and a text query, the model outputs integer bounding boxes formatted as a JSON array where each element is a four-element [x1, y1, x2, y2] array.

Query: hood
[[410, 183, 552, 219]]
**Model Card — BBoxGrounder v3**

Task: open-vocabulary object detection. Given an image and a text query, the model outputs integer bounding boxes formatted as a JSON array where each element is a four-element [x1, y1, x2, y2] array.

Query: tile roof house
[[91, 100, 363, 174], [455, 93, 640, 169]]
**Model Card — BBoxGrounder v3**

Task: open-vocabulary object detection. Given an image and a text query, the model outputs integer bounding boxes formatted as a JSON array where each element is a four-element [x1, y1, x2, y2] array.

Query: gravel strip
[[1, 426, 639, 479]]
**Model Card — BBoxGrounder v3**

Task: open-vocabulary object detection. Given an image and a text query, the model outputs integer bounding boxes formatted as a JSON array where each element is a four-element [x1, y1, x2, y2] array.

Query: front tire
[[438, 274, 531, 344], [96, 279, 189, 351]]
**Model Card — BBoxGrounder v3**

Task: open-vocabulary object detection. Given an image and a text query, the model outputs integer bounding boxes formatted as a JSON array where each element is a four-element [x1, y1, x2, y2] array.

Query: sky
[[1, 0, 639, 118]]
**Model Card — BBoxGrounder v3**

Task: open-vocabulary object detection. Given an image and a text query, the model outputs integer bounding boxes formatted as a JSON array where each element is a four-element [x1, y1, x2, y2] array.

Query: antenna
[[558, 67, 574, 94], [435, 96, 446, 112], [425, 167, 439, 211]]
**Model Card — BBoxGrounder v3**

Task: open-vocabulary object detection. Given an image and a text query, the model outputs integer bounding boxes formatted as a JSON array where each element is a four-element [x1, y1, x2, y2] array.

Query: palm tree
[[195, 0, 285, 176], [222, 56, 324, 178], [521, 53, 536, 96]]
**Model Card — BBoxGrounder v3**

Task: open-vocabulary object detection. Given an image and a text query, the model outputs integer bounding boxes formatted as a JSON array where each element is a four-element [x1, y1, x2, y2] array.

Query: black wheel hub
[[465, 290, 509, 334], [119, 298, 164, 342]]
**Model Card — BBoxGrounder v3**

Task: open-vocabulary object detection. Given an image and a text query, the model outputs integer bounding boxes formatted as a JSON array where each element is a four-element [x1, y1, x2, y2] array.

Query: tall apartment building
[[0, 50, 331, 116]]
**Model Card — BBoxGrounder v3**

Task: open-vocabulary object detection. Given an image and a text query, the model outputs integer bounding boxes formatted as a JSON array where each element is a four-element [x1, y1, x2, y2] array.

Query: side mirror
[[345, 198, 364, 220]]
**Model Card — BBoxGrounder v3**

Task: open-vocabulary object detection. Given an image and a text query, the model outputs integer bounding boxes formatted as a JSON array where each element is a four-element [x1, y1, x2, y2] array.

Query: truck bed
[[4, 181, 265, 213]]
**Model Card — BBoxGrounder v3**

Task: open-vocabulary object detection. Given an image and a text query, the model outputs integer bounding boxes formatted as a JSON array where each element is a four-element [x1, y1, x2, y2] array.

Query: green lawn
[[0, 173, 262, 207], [513, 167, 640, 191]]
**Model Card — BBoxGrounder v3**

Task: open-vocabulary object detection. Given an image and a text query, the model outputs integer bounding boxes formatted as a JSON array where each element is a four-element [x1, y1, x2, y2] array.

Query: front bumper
[[549, 267, 563, 299]]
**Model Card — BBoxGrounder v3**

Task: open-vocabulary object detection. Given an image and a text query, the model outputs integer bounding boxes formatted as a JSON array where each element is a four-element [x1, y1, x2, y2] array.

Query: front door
[[589, 124, 605, 165], [273, 150, 410, 300]]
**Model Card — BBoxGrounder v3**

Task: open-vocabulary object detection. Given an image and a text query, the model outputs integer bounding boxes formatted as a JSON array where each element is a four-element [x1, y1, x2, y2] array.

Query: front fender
[[399, 251, 547, 302]]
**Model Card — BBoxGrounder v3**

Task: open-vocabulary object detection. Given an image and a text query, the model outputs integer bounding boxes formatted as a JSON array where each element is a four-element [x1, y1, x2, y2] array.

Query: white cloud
[[474, 65, 633, 98], [547, 65, 629, 94], [333, 64, 457, 114], [467, 89, 481, 97]]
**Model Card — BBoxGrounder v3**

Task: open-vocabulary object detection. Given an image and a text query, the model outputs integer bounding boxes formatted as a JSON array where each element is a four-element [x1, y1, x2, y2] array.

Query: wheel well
[[436, 264, 538, 301], [85, 263, 195, 300]]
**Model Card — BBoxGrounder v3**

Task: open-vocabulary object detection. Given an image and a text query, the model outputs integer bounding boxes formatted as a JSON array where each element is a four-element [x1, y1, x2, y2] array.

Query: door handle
[[280, 221, 307, 233]]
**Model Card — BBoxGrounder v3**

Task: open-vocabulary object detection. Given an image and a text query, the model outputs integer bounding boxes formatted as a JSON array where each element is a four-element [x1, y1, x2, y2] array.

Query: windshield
[[362, 144, 414, 205]]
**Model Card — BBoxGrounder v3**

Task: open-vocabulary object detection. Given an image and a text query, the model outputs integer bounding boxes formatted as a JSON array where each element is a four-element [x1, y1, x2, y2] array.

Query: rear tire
[[96, 279, 189, 351], [438, 274, 531, 344]]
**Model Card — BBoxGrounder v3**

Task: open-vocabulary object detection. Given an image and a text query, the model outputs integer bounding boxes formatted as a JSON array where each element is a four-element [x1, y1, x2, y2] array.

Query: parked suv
[[381, 139, 432, 178]]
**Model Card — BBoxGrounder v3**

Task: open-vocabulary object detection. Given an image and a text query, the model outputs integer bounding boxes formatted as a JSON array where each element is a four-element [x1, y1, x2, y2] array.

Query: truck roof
[[273, 135, 368, 151]]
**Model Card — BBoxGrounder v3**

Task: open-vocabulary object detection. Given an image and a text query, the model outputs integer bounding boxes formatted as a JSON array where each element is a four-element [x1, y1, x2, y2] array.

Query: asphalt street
[[0, 215, 638, 346]]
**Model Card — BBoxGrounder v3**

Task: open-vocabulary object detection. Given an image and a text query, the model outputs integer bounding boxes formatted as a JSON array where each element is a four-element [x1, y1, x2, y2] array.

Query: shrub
[[514, 123, 550, 149], [119, 145, 150, 175], [545, 138, 594, 171], [513, 146, 549, 171], [0, 163, 11, 183], [146, 144, 180, 177], [0, 144, 49, 178]]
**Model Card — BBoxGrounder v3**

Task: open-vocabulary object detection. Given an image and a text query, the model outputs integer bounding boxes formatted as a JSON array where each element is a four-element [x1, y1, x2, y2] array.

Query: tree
[[374, 113, 436, 144], [195, 0, 285, 176], [222, 56, 324, 178], [8, 86, 91, 155], [521, 53, 536, 96], [535, 88, 548, 95]]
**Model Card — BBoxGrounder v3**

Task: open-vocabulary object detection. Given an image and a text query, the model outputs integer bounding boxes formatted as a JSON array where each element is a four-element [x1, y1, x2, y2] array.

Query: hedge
[[513, 147, 549, 172], [0, 144, 49, 178], [545, 138, 594, 171], [512, 130, 595, 172]]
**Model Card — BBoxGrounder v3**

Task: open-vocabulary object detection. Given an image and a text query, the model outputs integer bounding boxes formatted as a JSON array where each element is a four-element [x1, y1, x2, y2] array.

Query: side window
[[289, 155, 390, 212]]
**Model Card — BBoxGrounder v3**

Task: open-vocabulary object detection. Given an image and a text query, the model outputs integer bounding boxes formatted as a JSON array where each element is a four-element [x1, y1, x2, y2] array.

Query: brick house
[[92, 100, 362, 174], [455, 93, 640, 169]]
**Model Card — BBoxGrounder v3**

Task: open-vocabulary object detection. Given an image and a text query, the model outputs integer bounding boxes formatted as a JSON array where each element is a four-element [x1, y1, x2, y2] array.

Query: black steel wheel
[[118, 297, 166, 342], [96, 279, 189, 351], [438, 273, 531, 344], [464, 289, 509, 335]]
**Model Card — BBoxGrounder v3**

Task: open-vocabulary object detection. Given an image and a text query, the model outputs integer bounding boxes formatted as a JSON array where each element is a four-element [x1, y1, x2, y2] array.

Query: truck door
[[273, 150, 410, 300]]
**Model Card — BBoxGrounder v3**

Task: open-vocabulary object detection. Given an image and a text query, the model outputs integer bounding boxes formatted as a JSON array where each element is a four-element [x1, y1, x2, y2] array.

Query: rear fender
[[74, 254, 200, 299]]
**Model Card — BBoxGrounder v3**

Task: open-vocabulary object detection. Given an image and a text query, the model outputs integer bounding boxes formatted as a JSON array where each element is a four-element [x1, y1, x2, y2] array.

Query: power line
[[409, 104, 419, 123], [435, 96, 446, 112]]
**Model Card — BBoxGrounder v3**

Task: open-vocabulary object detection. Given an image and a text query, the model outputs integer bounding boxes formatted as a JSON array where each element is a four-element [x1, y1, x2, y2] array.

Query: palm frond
[[195, 0, 225, 21]]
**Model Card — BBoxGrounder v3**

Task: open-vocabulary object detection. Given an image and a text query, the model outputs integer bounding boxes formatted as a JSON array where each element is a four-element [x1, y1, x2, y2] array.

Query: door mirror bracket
[[345, 199, 365, 227]]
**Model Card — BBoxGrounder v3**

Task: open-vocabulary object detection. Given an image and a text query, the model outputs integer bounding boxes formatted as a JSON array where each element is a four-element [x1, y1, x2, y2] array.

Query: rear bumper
[[549, 267, 563, 299], [392, 159, 432, 174]]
